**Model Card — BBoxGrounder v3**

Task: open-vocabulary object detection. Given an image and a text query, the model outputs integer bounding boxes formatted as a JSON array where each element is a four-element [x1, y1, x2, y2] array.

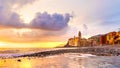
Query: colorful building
[[99, 31, 120, 45], [88, 35, 101, 46], [114, 31, 120, 44], [66, 30, 120, 47], [67, 31, 82, 47], [106, 32, 117, 45], [100, 34, 107, 45]]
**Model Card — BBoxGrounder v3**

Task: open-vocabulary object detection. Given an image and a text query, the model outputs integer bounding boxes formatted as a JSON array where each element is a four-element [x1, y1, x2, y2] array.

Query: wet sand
[[1, 45, 120, 68], [0, 53, 120, 68]]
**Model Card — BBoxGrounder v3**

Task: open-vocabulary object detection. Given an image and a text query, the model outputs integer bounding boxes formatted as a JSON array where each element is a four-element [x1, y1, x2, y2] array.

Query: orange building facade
[[68, 31, 82, 47], [99, 31, 120, 45], [67, 31, 120, 47]]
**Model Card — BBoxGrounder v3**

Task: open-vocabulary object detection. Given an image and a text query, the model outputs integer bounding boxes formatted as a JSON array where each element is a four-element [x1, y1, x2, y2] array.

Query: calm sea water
[[0, 48, 120, 68]]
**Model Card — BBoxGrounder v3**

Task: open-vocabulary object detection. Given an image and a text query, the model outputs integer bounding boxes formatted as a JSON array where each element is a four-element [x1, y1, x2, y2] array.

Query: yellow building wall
[[74, 37, 79, 46], [68, 38, 74, 46]]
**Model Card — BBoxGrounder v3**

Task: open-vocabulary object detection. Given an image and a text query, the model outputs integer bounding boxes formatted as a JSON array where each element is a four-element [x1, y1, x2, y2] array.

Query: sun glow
[[0, 42, 66, 48], [0, 42, 6, 46], [20, 15, 33, 24]]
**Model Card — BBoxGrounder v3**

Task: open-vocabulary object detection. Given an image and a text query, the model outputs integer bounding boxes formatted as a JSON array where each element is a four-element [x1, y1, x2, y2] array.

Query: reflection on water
[[0, 54, 83, 68], [0, 53, 120, 68]]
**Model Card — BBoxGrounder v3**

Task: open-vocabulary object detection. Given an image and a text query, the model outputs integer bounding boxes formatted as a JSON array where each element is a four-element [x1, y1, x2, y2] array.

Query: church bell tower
[[78, 31, 81, 39], [77, 31, 81, 46]]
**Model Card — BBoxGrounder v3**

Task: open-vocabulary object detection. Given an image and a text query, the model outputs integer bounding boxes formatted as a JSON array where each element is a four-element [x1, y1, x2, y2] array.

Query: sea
[[0, 48, 120, 68]]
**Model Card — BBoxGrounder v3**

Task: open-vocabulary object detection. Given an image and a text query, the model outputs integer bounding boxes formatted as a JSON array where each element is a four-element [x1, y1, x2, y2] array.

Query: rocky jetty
[[14, 45, 120, 58]]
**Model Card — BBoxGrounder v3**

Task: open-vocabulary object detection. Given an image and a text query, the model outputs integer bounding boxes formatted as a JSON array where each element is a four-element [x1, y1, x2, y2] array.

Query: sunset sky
[[0, 0, 120, 48]]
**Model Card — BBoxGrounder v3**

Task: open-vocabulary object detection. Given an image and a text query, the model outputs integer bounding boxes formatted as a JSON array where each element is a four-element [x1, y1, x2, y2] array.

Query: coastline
[[15, 45, 120, 58]]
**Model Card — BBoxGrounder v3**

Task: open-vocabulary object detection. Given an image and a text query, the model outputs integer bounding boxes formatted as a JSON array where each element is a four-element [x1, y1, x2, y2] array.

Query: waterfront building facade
[[67, 31, 120, 47], [68, 31, 82, 47]]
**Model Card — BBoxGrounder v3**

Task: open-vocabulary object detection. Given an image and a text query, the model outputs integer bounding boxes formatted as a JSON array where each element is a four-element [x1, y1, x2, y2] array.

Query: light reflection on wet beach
[[0, 53, 120, 68], [0, 54, 84, 68]]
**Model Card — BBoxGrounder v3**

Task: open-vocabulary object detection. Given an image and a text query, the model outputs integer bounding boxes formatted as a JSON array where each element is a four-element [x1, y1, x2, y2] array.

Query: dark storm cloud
[[0, 0, 72, 30], [0, 10, 25, 28], [30, 12, 71, 30], [0, 0, 72, 42], [0, 0, 35, 28]]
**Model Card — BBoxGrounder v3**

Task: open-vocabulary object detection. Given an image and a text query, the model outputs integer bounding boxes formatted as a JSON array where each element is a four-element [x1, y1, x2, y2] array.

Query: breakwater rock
[[15, 45, 120, 58]]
